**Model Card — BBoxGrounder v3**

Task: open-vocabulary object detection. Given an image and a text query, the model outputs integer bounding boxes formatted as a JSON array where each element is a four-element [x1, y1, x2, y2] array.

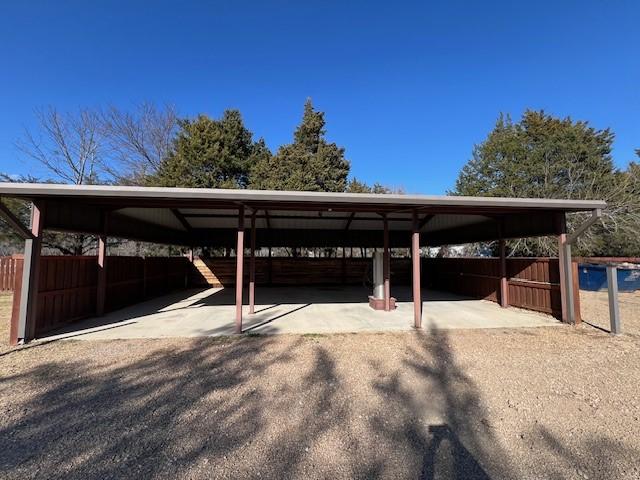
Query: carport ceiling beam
[[264, 210, 271, 229], [418, 214, 435, 230], [344, 212, 356, 230], [171, 208, 192, 231], [0, 199, 34, 239]]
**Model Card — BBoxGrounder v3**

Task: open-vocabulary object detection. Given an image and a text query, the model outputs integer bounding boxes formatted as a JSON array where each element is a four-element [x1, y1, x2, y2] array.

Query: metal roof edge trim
[[0, 183, 607, 210]]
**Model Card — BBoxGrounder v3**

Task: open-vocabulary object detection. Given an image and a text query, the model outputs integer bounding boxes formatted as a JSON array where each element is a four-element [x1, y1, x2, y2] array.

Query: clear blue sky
[[0, 1, 638, 194]]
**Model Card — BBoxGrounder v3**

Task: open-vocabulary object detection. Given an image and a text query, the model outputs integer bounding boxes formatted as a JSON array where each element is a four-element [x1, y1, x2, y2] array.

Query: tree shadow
[[3, 326, 635, 479], [523, 425, 640, 479], [367, 323, 515, 479], [0, 335, 346, 479]]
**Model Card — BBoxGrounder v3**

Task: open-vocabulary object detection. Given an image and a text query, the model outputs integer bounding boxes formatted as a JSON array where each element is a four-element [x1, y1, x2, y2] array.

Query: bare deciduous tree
[[100, 102, 178, 183], [16, 107, 103, 185]]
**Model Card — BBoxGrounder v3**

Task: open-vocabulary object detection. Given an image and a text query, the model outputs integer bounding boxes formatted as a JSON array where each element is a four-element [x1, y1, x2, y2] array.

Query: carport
[[0, 183, 604, 344]]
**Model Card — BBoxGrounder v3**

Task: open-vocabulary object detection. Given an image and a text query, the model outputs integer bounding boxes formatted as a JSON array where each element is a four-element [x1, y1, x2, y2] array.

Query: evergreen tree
[[346, 178, 395, 194], [453, 110, 638, 256], [250, 99, 350, 192], [346, 177, 372, 193], [151, 110, 255, 188]]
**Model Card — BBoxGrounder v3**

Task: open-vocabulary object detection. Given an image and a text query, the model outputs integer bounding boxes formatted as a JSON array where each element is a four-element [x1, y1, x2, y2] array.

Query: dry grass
[[0, 293, 12, 351], [1, 293, 639, 479]]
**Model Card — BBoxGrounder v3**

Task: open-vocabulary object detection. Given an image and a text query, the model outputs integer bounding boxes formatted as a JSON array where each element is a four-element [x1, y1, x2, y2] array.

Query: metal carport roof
[[0, 183, 606, 247]]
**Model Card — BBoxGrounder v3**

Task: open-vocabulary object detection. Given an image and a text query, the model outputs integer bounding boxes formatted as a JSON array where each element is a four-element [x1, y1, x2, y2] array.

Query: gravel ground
[[579, 290, 640, 336], [1, 293, 640, 479]]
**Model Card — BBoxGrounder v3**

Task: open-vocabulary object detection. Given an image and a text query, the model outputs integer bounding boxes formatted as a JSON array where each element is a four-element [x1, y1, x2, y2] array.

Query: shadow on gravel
[[0, 329, 509, 479], [1, 328, 637, 479], [0, 335, 348, 479], [369, 323, 511, 479], [0, 336, 284, 479]]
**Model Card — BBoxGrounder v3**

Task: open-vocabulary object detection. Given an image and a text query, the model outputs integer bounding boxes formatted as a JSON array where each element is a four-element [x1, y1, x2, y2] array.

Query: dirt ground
[[1, 292, 639, 480]]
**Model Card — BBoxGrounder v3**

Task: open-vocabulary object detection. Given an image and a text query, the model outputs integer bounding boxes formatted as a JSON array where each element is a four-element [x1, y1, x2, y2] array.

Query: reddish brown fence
[[423, 257, 580, 321], [193, 256, 578, 321], [10, 255, 191, 340], [191, 257, 414, 287], [106, 257, 189, 312], [192, 257, 372, 286], [0, 256, 20, 291], [9, 254, 580, 343], [36, 256, 99, 334]]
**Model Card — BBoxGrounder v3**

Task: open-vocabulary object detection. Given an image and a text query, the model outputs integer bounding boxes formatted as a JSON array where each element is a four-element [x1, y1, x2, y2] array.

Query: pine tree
[[250, 99, 350, 192], [151, 110, 255, 189]]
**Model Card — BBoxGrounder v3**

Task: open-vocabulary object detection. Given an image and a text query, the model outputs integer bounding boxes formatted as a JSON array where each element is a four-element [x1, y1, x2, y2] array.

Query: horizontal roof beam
[[182, 213, 413, 222]]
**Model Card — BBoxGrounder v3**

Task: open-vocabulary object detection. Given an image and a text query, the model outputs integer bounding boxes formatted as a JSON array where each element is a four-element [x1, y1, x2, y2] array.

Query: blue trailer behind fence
[[579, 264, 640, 292]]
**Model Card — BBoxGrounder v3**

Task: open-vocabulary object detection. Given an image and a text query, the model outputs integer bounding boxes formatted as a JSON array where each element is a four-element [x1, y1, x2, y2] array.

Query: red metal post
[[383, 214, 390, 311], [556, 213, 569, 323], [499, 238, 509, 308], [96, 234, 107, 316], [249, 211, 256, 314], [19, 202, 44, 342], [412, 211, 422, 328], [235, 206, 245, 333]]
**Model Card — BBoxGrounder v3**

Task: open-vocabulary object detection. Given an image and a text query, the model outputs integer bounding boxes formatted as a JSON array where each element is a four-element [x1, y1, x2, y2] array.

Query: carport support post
[[249, 211, 256, 315], [235, 206, 245, 333], [411, 211, 422, 328], [556, 213, 575, 324], [499, 239, 509, 308], [18, 201, 44, 342], [383, 214, 390, 311]]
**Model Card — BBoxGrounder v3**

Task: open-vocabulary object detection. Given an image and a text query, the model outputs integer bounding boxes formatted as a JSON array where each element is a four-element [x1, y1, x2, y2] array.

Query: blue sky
[[0, 1, 638, 194]]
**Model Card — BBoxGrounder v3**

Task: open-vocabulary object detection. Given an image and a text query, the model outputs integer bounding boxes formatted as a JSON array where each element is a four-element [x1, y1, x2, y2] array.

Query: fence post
[[606, 265, 621, 334]]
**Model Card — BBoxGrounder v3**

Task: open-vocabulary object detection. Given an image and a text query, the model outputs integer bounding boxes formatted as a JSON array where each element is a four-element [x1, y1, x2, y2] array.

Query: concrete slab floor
[[39, 286, 561, 341]]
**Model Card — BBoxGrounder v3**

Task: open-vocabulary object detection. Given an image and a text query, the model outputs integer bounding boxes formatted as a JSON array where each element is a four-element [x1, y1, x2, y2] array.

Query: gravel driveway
[[1, 292, 639, 479]]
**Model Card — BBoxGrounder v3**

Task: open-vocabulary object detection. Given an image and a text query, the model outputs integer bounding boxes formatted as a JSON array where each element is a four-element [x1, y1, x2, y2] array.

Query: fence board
[[0, 256, 19, 291], [423, 257, 571, 320], [4, 255, 192, 337]]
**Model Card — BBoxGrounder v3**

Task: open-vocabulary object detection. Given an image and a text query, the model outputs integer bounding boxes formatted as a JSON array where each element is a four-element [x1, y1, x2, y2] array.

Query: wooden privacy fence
[[9, 254, 580, 343], [0, 256, 20, 291], [9, 255, 191, 341], [192, 257, 414, 287], [423, 257, 580, 321], [193, 256, 579, 321]]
